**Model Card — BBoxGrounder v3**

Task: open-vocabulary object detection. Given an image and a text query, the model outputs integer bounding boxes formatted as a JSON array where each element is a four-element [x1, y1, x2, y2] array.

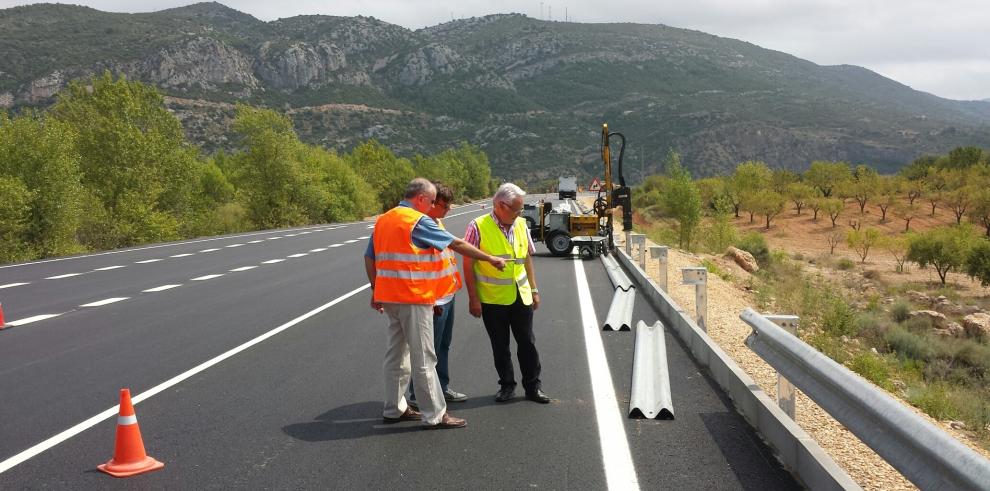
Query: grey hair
[[493, 182, 526, 205], [404, 177, 436, 200]]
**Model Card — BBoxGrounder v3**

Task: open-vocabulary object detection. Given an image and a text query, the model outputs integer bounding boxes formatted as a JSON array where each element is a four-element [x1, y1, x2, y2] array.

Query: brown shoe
[[383, 407, 422, 424], [424, 412, 467, 430]]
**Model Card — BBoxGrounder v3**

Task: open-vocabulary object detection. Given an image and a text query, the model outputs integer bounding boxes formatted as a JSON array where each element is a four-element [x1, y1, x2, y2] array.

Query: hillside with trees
[[2, 3, 989, 183]]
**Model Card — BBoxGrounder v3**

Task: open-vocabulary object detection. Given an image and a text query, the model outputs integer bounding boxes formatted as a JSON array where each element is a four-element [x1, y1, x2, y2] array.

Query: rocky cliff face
[[2, 3, 989, 182]]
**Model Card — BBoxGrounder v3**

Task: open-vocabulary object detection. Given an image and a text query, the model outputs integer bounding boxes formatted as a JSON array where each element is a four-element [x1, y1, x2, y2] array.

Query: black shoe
[[525, 389, 551, 404], [494, 387, 515, 402]]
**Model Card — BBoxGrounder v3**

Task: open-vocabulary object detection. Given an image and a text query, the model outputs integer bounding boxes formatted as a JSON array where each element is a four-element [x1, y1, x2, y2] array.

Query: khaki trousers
[[382, 302, 446, 425]]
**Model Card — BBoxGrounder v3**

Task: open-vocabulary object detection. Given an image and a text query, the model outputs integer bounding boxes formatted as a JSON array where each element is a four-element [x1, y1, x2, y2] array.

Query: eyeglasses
[[500, 201, 524, 214]]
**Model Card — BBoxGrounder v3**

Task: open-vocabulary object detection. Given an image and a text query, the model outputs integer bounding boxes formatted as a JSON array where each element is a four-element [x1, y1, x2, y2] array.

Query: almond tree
[[882, 234, 910, 273], [786, 182, 814, 215], [847, 227, 882, 263], [892, 202, 919, 231], [823, 198, 844, 228]]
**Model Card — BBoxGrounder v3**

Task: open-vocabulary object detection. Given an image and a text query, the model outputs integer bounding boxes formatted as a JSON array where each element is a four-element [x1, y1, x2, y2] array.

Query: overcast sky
[[3, 1, 988, 101]]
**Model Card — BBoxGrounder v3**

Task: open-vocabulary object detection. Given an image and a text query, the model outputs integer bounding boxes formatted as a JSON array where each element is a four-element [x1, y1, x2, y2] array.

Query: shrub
[[849, 352, 893, 390], [792, 252, 804, 261], [906, 382, 958, 420], [886, 327, 934, 361], [855, 313, 892, 346], [903, 315, 933, 333], [735, 231, 769, 266], [700, 259, 733, 281], [836, 258, 855, 270], [863, 269, 881, 280], [889, 300, 911, 323], [808, 331, 849, 364], [821, 296, 857, 336]]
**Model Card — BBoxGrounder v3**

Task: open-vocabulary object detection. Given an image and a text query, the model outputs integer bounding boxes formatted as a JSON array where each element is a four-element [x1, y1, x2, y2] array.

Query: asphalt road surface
[[0, 195, 798, 489]]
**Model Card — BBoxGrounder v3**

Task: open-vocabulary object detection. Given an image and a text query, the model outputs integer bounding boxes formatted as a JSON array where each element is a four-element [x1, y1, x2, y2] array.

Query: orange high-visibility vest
[[435, 219, 462, 302], [373, 206, 447, 305]]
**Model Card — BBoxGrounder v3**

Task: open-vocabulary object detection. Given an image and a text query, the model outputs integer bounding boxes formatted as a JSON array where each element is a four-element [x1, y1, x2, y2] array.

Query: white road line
[[229, 266, 257, 272], [135, 259, 163, 264], [80, 297, 129, 307], [267, 237, 282, 240], [5, 314, 62, 326], [170, 253, 194, 258], [366, 224, 374, 229], [573, 253, 640, 490], [225, 244, 244, 248], [248, 240, 264, 244], [200, 248, 221, 253], [93, 265, 125, 271], [0, 226, 330, 270], [285, 234, 298, 237], [287, 253, 308, 258], [344, 239, 358, 244], [357, 236, 370, 240], [261, 259, 284, 264], [143, 284, 181, 292], [309, 248, 327, 252], [0, 284, 369, 475], [0, 282, 29, 289], [45, 273, 82, 280], [329, 244, 344, 248], [298, 231, 311, 235], [191, 274, 224, 281]]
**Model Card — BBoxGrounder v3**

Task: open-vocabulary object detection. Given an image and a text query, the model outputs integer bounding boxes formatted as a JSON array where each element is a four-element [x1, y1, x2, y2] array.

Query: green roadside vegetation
[[634, 148, 990, 447], [0, 73, 494, 264]]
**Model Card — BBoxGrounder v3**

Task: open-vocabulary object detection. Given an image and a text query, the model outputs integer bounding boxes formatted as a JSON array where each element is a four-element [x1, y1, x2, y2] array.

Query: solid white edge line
[[142, 284, 181, 293], [574, 253, 640, 490], [80, 297, 129, 307], [5, 314, 62, 327], [0, 284, 370, 475]]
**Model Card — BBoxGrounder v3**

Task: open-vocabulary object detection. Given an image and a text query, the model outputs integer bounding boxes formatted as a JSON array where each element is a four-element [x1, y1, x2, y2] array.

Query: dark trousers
[[481, 293, 542, 393]]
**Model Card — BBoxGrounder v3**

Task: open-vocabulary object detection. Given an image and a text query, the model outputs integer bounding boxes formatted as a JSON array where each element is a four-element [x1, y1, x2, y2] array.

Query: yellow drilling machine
[[522, 123, 633, 258]]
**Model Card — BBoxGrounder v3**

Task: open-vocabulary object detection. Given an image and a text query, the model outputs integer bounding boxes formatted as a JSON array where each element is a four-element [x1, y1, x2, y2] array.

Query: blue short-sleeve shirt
[[364, 201, 455, 258]]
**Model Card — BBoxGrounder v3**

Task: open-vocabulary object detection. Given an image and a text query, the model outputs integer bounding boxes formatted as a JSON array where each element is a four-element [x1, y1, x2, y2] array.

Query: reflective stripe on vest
[[435, 218, 462, 303], [373, 207, 444, 305], [473, 214, 532, 306]]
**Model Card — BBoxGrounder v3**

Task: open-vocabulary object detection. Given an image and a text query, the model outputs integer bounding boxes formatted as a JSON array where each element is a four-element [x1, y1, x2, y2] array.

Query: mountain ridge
[[1, 2, 988, 183]]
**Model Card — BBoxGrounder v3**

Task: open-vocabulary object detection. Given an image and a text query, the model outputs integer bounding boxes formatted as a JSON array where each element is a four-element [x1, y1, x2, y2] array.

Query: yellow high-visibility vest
[[473, 214, 532, 306]]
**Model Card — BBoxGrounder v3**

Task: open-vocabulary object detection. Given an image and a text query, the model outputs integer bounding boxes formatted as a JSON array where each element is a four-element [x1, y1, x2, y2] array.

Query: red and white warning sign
[[589, 177, 602, 192]]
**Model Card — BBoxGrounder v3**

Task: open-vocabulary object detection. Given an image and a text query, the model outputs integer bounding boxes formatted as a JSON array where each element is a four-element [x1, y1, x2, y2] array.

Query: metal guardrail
[[629, 320, 674, 419], [603, 289, 634, 331], [741, 308, 990, 491], [602, 252, 633, 292]]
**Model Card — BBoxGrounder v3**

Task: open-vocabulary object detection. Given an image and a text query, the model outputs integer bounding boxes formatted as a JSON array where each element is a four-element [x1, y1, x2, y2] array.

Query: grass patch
[[700, 259, 733, 281], [836, 258, 855, 270], [849, 352, 894, 391]]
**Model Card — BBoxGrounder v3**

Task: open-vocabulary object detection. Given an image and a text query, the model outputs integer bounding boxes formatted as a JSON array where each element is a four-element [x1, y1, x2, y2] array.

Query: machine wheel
[[546, 232, 572, 257]]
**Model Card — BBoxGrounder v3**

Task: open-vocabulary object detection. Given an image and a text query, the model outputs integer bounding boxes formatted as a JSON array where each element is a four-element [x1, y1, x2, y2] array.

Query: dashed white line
[[5, 314, 62, 326], [357, 236, 370, 240], [573, 254, 640, 490], [309, 248, 327, 253], [143, 284, 181, 292], [135, 259, 163, 264], [261, 259, 284, 264], [191, 274, 224, 281], [200, 248, 221, 253], [298, 231, 311, 235], [225, 244, 244, 248], [329, 244, 344, 248], [344, 239, 358, 244], [287, 253, 308, 258], [248, 240, 264, 244], [93, 265, 125, 271], [267, 237, 282, 240], [0, 282, 29, 289], [229, 266, 257, 272], [366, 225, 374, 229], [170, 253, 194, 258], [80, 297, 129, 307], [45, 273, 83, 280], [0, 284, 369, 475]]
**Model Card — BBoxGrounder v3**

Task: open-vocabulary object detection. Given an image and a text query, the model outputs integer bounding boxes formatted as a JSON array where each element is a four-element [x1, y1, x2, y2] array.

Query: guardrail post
[[765, 314, 800, 420], [625, 230, 632, 255], [681, 267, 707, 332], [630, 233, 647, 268], [649, 246, 668, 292]]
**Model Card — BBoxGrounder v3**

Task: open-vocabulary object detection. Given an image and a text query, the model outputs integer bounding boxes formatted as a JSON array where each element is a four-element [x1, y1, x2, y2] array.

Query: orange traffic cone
[[97, 388, 164, 477]]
